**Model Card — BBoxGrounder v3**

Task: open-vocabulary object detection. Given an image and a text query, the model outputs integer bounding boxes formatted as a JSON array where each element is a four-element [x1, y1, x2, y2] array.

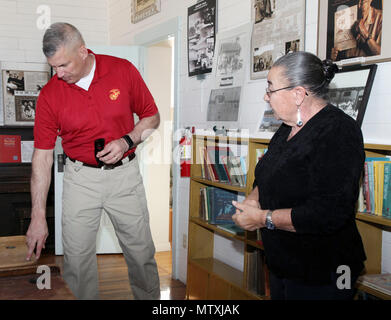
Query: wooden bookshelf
[[355, 143, 391, 299], [186, 135, 269, 300], [356, 283, 391, 300], [186, 136, 391, 300]]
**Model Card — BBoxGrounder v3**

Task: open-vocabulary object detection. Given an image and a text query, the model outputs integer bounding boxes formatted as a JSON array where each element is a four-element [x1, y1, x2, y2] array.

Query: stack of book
[[246, 248, 269, 297], [199, 146, 247, 187], [360, 157, 391, 218], [199, 186, 245, 228]]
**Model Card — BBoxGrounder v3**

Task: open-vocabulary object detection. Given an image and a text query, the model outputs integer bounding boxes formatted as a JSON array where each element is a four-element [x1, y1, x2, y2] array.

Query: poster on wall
[[318, 0, 391, 65], [131, 0, 161, 24], [212, 23, 251, 88], [2, 69, 49, 126], [187, 0, 216, 77], [250, 0, 306, 80], [207, 87, 241, 122]]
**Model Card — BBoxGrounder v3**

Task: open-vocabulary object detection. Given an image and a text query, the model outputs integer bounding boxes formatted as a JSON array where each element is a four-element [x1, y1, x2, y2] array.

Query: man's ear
[[78, 45, 88, 60]]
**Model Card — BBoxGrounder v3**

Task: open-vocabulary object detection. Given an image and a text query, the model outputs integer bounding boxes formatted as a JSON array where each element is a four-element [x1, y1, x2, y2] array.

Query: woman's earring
[[296, 108, 303, 127]]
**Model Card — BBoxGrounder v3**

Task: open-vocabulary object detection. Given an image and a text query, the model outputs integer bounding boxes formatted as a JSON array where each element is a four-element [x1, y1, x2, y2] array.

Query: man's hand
[[96, 138, 128, 164], [26, 215, 48, 261]]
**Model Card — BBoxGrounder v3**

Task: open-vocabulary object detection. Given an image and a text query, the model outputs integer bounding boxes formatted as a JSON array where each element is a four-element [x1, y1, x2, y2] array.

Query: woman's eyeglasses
[[265, 85, 295, 97]]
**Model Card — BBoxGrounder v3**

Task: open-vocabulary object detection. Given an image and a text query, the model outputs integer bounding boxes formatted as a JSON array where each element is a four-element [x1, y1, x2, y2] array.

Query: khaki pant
[[62, 157, 160, 300]]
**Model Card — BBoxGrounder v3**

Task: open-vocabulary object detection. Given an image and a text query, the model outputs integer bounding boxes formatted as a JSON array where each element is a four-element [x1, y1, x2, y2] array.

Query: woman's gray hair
[[42, 22, 85, 58], [272, 51, 338, 100]]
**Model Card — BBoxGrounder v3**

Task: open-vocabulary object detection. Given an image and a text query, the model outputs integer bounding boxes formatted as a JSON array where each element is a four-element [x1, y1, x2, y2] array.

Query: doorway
[[133, 17, 181, 279], [139, 37, 174, 252]]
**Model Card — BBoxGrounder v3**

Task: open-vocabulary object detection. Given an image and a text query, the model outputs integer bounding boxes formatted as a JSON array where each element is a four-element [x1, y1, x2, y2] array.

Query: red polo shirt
[[34, 50, 158, 165]]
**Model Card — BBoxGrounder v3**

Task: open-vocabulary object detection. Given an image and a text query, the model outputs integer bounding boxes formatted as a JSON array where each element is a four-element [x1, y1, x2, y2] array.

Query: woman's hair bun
[[322, 59, 338, 84]]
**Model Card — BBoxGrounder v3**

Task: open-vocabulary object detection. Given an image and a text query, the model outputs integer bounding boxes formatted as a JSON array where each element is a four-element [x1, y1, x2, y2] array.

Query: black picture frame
[[187, 0, 217, 77], [328, 64, 377, 127]]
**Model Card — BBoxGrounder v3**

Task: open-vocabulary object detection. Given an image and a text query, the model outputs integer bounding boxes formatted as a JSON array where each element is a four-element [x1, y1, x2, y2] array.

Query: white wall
[[0, 0, 109, 64], [108, 0, 391, 283]]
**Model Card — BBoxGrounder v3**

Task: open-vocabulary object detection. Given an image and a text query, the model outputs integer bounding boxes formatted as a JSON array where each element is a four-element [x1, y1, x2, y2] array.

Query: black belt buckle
[[102, 163, 116, 170]]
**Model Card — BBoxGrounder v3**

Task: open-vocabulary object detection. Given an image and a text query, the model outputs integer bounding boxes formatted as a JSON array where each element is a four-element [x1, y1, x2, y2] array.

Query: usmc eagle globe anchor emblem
[[109, 89, 121, 101]]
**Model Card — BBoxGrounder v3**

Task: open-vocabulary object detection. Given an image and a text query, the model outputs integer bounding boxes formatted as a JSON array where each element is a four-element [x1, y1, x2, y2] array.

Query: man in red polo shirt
[[25, 22, 161, 300]]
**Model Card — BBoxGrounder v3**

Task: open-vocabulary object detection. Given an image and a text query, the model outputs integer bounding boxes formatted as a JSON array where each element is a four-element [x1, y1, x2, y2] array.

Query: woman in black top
[[232, 52, 366, 300]]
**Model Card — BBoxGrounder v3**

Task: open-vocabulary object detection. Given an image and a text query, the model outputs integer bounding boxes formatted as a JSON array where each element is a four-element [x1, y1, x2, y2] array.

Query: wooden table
[[0, 236, 75, 300]]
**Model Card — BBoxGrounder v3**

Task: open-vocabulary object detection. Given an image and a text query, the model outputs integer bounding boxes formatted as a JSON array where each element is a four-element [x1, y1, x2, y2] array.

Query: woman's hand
[[232, 200, 265, 231]]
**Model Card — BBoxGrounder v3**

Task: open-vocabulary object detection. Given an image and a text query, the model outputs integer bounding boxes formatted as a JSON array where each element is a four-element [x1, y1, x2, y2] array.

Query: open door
[[54, 45, 141, 255]]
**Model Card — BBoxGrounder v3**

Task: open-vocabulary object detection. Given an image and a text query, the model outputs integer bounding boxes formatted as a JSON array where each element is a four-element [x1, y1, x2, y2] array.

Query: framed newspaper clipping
[[250, 0, 306, 80], [2, 63, 50, 126], [131, 0, 161, 24], [318, 0, 391, 66]]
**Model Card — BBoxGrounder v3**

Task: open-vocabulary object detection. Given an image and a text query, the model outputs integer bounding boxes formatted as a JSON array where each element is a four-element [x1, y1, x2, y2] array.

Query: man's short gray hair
[[43, 22, 85, 58]]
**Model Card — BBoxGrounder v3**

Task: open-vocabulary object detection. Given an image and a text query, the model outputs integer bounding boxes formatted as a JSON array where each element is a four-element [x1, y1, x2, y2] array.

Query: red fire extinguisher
[[180, 127, 194, 177]]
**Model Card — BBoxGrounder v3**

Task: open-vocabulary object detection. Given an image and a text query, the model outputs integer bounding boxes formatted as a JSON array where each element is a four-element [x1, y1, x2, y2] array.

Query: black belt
[[68, 153, 136, 170]]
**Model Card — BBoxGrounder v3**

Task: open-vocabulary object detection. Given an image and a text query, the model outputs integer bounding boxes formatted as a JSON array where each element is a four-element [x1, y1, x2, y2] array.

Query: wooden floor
[[40, 250, 186, 300]]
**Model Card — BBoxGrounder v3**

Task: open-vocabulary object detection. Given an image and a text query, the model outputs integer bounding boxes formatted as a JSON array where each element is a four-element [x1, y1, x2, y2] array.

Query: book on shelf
[[221, 155, 246, 187], [199, 145, 247, 186], [358, 273, 391, 296], [0, 135, 21, 163], [360, 157, 391, 219], [246, 249, 269, 296], [216, 224, 244, 235], [205, 146, 232, 183], [199, 186, 245, 225]]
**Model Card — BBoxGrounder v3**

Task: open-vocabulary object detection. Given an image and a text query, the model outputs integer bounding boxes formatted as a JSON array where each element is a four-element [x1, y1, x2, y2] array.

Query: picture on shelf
[[2, 69, 49, 126], [187, 0, 216, 77], [131, 0, 160, 24], [318, 0, 391, 65], [327, 64, 377, 126]]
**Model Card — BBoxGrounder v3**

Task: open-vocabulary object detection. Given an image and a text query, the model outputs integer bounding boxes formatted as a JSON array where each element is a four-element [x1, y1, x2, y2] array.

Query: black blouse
[[254, 104, 366, 284]]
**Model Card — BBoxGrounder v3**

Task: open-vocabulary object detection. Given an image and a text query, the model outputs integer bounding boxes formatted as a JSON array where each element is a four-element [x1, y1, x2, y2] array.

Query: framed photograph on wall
[[187, 0, 216, 77], [250, 0, 306, 80], [318, 0, 391, 66], [328, 64, 377, 126], [2, 68, 49, 126], [131, 0, 161, 24]]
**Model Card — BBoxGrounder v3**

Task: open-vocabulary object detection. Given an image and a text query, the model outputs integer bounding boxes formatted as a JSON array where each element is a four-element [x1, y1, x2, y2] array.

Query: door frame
[[133, 17, 181, 279]]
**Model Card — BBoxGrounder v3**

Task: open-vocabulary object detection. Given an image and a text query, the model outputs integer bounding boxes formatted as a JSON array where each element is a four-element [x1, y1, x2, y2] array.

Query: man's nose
[[56, 68, 64, 78]]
